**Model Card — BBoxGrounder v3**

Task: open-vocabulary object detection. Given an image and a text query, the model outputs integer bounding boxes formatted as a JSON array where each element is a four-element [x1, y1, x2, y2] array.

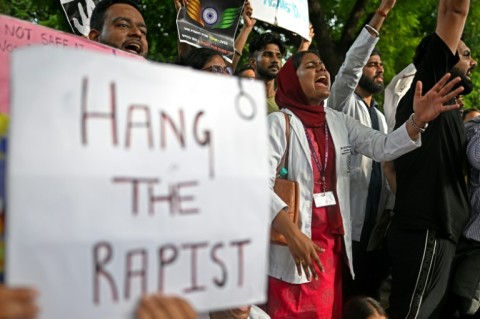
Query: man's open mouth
[[466, 67, 474, 79], [123, 41, 142, 55]]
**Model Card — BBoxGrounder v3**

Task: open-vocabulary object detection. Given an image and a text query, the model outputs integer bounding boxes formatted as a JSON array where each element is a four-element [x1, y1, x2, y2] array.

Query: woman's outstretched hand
[[413, 73, 464, 124]]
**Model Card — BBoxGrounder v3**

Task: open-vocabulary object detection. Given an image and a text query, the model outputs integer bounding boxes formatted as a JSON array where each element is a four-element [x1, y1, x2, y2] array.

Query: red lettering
[[149, 180, 200, 216], [125, 105, 154, 148], [81, 78, 118, 146], [4, 24, 31, 40], [92, 238, 252, 302], [193, 112, 214, 178], [211, 243, 227, 287], [231, 239, 251, 287], [93, 242, 119, 304], [158, 244, 178, 293], [54, 36, 68, 46], [160, 110, 186, 149], [176, 181, 199, 215], [182, 242, 208, 293], [113, 177, 199, 216], [112, 177, 159, 215], [149, 183, 177, 216], [124, 249, 148, 300], [0, 39, 16, 53]]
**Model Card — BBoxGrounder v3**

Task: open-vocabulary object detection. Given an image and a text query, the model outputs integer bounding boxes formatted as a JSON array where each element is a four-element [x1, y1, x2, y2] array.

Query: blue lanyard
[[304, 125, 329, 193]]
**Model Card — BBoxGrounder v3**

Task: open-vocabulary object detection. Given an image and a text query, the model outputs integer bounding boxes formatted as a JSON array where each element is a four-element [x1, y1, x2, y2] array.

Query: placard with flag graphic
[[176, 0, 245, 63]]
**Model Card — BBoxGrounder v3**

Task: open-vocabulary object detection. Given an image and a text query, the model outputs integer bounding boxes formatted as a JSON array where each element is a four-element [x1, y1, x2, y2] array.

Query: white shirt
[[384, 63, 417, 132]]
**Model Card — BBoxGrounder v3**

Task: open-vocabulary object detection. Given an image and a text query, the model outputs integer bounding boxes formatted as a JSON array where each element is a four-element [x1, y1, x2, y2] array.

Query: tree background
[[1, 0, 479, 108]]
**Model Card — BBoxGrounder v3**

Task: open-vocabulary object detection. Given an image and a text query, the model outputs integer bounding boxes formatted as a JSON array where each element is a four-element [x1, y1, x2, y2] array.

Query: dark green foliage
[[1, 0, 478, 107]]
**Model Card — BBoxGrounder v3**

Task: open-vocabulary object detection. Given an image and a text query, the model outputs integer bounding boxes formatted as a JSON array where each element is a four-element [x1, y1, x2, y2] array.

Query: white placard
[[250, 0, 309, 39], [7, 46, 269, 319]]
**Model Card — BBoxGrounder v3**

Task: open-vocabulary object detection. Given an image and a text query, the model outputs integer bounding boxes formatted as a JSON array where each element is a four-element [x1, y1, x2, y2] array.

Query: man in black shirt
[[388, 0, 473, 318]]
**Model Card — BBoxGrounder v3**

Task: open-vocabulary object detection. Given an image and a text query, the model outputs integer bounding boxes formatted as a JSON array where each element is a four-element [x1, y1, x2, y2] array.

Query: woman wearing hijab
[[266, 50, 463, 319]]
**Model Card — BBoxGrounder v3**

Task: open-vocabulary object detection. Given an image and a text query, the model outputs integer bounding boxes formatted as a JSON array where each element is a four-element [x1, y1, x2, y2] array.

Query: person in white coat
[[327, 0, 396, 299], [265, 50, 463, 319]]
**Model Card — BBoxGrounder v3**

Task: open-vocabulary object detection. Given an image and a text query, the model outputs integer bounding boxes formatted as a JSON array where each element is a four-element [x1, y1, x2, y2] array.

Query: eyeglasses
[[202, 65, 232, 75]]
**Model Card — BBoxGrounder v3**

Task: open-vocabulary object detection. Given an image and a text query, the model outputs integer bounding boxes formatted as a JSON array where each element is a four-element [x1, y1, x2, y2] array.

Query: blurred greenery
[[0, 0, 479, 107]]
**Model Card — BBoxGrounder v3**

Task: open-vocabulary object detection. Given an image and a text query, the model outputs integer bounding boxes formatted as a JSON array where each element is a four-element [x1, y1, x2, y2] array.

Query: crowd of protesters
[[1, 0, 480, 318]]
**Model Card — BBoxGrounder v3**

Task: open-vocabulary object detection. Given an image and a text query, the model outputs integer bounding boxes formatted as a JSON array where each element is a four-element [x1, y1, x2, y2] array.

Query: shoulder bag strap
[[276, 112, 291, 175]]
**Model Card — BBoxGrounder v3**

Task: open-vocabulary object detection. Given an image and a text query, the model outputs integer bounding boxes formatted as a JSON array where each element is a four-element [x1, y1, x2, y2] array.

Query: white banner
[[250, 0, 309, 39], [7, 46, 269, 319]]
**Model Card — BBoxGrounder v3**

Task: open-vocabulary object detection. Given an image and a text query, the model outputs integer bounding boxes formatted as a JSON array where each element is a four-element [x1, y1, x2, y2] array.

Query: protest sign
[[60, 0, 100, 36], [0, 15, 142, 114], [177, 0, 245, 63], [250, 0, 309, 40], [0, 14, 141, 282], [7, 46, 269, 319]]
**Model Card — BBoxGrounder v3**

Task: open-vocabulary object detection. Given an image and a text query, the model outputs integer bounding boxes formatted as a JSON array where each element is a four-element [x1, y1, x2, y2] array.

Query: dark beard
[[449, 66, 474, 95], [256, 65, 278, 81], [358, 74, 384, 94]]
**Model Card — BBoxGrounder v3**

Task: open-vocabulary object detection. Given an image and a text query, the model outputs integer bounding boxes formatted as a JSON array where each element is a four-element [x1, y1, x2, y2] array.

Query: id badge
[[313, 191, 337, 207]]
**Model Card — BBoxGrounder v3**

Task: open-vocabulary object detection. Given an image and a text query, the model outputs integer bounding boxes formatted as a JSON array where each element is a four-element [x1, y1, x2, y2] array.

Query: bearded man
[[328, 0, 396, 299]]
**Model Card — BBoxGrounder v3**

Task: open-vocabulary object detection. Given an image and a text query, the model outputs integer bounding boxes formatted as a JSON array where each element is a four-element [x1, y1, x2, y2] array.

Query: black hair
[[248, 32, 286, 58], [90, 0, 142, 32], [234, 64, 255, 76], [177, 47, 224, 70], [371, 47, 381, 57], [343, 296, 387, 319], [292, 50, 320, 70]]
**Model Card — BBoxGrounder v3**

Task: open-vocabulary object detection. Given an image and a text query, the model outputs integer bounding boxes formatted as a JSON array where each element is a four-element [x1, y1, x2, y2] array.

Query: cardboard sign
[[60, 0, 100, 36], [177, 0, 245, 63], [250, 0, 309, 40], [7, 46, 269, 319], [0, 15, 142, 114]]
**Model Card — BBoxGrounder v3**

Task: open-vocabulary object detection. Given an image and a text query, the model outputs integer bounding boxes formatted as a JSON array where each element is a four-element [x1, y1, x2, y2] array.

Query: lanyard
[[304, 125, 329, 193]]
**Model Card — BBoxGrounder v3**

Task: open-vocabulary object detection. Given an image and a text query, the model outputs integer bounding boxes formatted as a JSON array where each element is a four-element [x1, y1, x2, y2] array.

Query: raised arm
[[436, 0, 470, 54], [329, 0, 395, 114], [367, 0, 396, 34], [297, 24, 314, 52], [328, 27, 378, 113], [174, 0, 191, 57], [230, 0, 256, 72]]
